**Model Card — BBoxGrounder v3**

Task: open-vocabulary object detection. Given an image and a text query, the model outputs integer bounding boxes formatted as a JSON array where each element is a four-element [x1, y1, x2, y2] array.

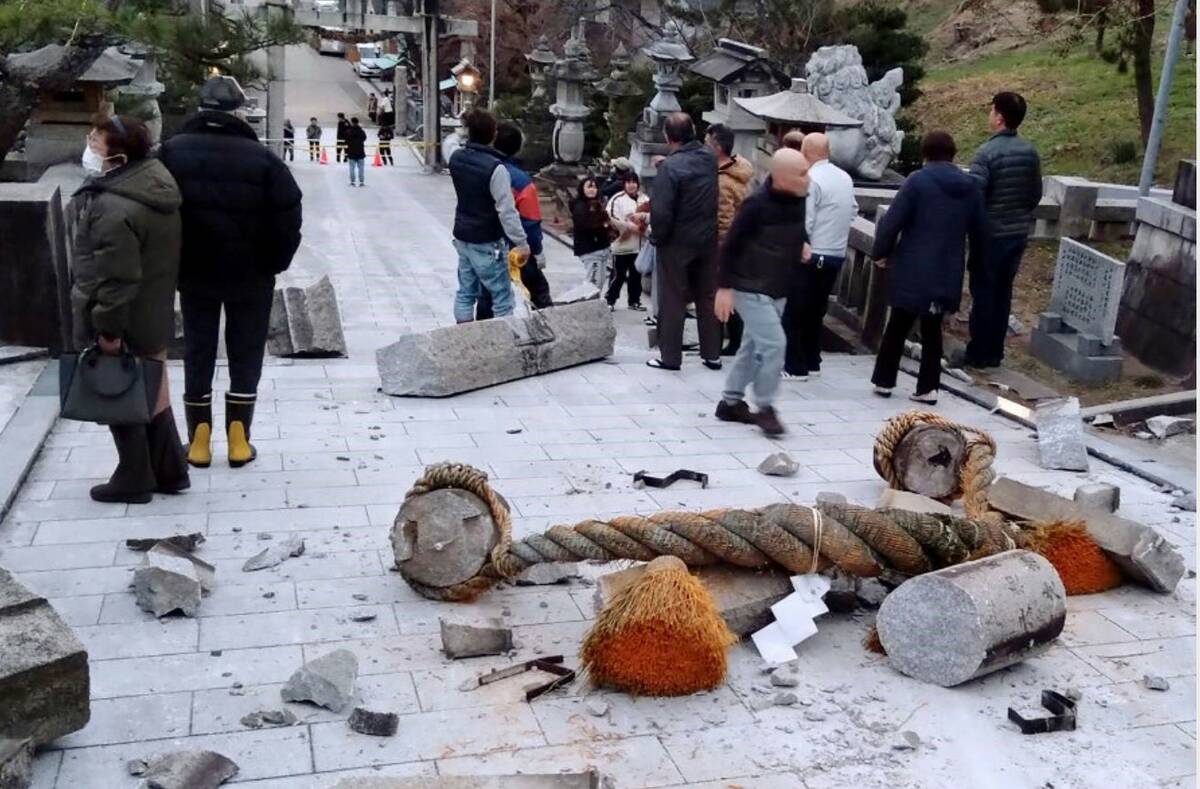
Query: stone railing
[[827, 212, 889, 351]]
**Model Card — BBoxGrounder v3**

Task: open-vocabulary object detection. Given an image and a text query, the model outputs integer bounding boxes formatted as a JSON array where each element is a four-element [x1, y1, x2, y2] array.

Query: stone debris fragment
[[440, 618, 514, 659], [856, 578, 889, 608], [0, 567, 90, 745], [1034, 397, 1089, 471], [893, 730, 921, 750], [876, 488, 953, 515], [1073, 483, 1121, 513], [814, 491, 848, 507], [513, 562, 580, 586], [757, 452, 799, 477], [239, 709, 297, 729], [586, 699, 610, 717], [1143, 675, 1170, 691], [556, 282, 601, 304], [1172, 492, 1197, 512], [132, 542, 215, 618], [0, 738, 32, 789], [280, 649, 358, 712], [349, 612, 377, 623], [267, 275, 348, 358], [125, 533, 205, 553], [877, 550, 1066, 687], [242, 535, 306, 572], [1145, 415, 1192, 440], [134, 750, 239, 789], [769, 667, 800, 688], [773, 692, 798, 706], [347, 707, 398, 737]]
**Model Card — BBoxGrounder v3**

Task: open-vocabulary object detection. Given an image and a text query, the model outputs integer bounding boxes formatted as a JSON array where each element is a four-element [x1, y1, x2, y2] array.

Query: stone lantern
[[595, 42, 640, 160], [628, 21, 693, 186], [735, 77, 863, 178], [525, 35, 555, 102], [117, 47, 166, 143], [547, 25, 598, 167], [689, 39, 787, 163]]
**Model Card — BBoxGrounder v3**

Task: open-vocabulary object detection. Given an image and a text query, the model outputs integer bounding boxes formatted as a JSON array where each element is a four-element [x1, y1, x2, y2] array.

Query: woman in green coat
[[70, 115, 190, 503]]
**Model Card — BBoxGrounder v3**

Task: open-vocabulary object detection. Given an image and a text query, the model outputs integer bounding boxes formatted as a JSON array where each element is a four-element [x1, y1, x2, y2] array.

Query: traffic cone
[[319, 147, 328, 165], [372, 150, 383, 167]]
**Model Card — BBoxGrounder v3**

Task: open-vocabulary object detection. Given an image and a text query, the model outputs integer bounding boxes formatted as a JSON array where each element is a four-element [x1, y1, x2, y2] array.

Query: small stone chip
[[587, 700, 610, 717], [893, 730, 921, 750], [773, 692, 798, 706], [803, 709, 826, 722], [347, 707, 399, 737], [349, 612, 377, 622], [769, 670, 799, 688], [352, 594, 369, 601], [1144, 675, 1171, 691]]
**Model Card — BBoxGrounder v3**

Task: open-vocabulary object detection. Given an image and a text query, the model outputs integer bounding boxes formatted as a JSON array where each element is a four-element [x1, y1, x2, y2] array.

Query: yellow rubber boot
[[187, 423, 212, 468], [225, 393, 258, 468]]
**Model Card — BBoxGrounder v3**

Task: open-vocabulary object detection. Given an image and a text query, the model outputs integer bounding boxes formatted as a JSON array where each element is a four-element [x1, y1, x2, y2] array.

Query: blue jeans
[[723, 291, 787, 409], [454, 239, 512, 322], [348, 158, 365, 184]]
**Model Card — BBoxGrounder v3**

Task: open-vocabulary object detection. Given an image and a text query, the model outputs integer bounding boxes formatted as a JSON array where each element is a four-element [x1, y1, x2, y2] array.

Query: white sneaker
[[873, 385, 893, 398], [910, 391, 938, 405], [808, 370, 821, 378], [781, 371, 808, 382]]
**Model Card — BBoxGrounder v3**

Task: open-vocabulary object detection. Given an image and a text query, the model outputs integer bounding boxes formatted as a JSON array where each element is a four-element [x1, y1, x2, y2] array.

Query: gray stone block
[[877, 550, 1066, 687], [0, 184, 72, 352], [347, 707, 398, 737], [988, 478, 1185, 593], [280, 649, 358, 712], [439, 618, 513, 659], [133, 749, 238, 789], [0, 738, 32, 789], [757, 452, 799, 477], [1034, 397, 1090, 472], [376, 301, 616, 397], [266, 275, 347, 358], [1044, 176, 1099, 239], [1030, 322, 1122, 384], [512, 562, 579, 586], [132, 548, 203, 618], [1073, 483, 1120, 513], [0, 566, 89, 745], [1173, 160, 1195, 210]]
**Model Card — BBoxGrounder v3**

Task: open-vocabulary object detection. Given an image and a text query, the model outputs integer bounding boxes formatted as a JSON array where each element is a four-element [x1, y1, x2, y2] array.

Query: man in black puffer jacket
[[712, 148, 809, 437], [962, 91, 1042, 369], [159, 76, 303, 471]]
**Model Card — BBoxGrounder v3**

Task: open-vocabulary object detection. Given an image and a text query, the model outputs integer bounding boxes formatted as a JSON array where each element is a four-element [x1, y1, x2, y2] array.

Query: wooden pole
[[421, 0, 441, 171]]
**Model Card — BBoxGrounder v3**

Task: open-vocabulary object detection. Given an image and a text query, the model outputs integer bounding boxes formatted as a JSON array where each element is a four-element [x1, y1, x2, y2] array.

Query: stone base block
[[1030, 316, 1122, 384], [377, 301, 615, 397], [267, 275, 347, 358], [0, 567, 89, 744]]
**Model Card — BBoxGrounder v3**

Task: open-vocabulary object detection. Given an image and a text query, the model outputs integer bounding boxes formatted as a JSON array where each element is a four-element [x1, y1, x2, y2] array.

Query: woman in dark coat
[[70, 115, 189, 503], [571, 177, 613, 292], [870, 131, 986, 404]]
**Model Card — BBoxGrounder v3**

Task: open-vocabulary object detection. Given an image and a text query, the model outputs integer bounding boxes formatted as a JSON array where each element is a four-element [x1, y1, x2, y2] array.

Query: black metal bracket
[[633, 469, 709, 489], [474, 655, 576, 702], [1007, 690, 1077, 734]]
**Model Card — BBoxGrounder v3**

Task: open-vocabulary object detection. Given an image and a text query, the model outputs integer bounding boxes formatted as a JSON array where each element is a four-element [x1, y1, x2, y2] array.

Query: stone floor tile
[[811, 462, 878, 483], [646, 484, 786, 511], [542, 441, 669, 461], [53, 691, 192, 749], [392, 590, 582, 635], [485, 458, 626, 480], [135, 488, 289, 517], [28, 750, 60, 789], [14, 480, 59, 501], [309, 702, 546, 771], [0, 541, 117, 571], [54, 726, 313, 785], [1060, 609, 1140, 646], [533, 685, 754, 745], [76, 618, 199, 660], [206, 469, 359, 492], [46, 595, 104, 627], [207, 506, 370, 535], [1084, 674, 1197, 731], [416, 445, 550, 466], [306, 634, 461, 675], [509, 490, 658, 518], [99, 580, 298, 624], [89, 645, 303, 699], [1099, 604, 1198, 640], [659, 721, 825, 783], [0, 521, 37, 547], [32, 513, 207, 546], [5, 496, 128, 523], [296, 575, 424, 609], [286, 484, 406, 509], [615, 453, 749, 473], [471, 429, 596, 448], [1074, 636, 1197, 682], [206, 550, 384, 586], [198, 603, 398, 651], [437, 734, 684, 788], [15, 565, 135, 597], [662, 775, 805, 789], [190, 673, 419, 735], [231, 761, 437, 789], [411, 657, 586, 713]]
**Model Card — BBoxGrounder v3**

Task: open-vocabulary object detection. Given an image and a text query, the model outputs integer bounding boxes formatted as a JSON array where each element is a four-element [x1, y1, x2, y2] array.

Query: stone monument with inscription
[[1030, 238, 1125, 383]]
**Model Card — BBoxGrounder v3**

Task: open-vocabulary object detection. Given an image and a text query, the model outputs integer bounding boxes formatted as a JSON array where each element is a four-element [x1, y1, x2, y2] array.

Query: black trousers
[[656, 243, 721, 367], [475, 255, 553, 320], [872, 307, 944, 395], [722, 313, 744, 356], [783, 258, 841, 375], [965, 234, 1027, 367], [336, 140, 346, 162], [379, 142, 393, 165], [283, 140, 294, 161], [606, 253, 642, 307], [181, 277, 275, 400], [308, 140, 321, 160]]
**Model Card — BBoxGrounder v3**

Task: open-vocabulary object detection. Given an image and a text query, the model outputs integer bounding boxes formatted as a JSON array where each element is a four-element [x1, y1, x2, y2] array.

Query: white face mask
[[81, 144, 105, 174]]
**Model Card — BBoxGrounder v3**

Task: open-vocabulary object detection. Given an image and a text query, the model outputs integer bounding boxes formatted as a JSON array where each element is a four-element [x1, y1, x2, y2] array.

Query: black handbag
[[59, 345, 161, 425]]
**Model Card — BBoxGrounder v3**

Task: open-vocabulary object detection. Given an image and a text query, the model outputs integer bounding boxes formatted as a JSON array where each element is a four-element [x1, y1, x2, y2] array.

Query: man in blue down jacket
[[871, 131, 986, 404], [159, 76, 303, 471], [962, 91, 1042, 369]]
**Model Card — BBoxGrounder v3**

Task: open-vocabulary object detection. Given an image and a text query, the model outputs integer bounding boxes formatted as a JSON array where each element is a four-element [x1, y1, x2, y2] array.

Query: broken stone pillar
[[392, 489, 499, 592], [0, 566, 89, 745], [376, 300, 616, 397], [440, 618, 514, 658], [595, 563, 792, 636], [267, 275, 347, 358], [878, 424, 967, 500], [1035, 397, 1090, 471], [877, 550, 1066, 687], [280, 649, 358, 712], [1043, 175, 1099, 239], [987, 478, 1185, 593], [1073, 483, 1120, 513]]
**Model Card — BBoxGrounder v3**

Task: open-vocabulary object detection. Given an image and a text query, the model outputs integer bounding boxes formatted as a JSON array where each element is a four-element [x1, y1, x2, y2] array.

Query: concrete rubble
[[0, 566, 89, 745], [440, 618, 514, 659], [1145, 415, 1193, 439], [1074, 482, 1121, 513], [267, 275, 347, 358], [125, 533, 205, 553], [876, 488, 953, 515], [280, 649, 358, 712], [1143, 675, 1171, 691], [1034, 397, 1090, 471], [242, 534, 306, 572], [0, 738, 32, 789], [595, 563, 793, 637], [877, 550, 1066, 687], [348, 707, 399, 737], [130, 749, 239, 789], [1172, 492, 1197, 512], [238, 709, 296, 729], [555, 282, 601, 304], [513, 562, 580, 586], [757, 451, 800, 477], [376, 300, 616, 397], [132, 545, 205, 618], [988, 477, 1185, 593]]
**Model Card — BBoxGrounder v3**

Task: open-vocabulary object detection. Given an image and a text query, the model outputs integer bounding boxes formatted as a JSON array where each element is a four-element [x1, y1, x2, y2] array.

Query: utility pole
[[421, 0, 441, 170], [488, 0, 496, 107], [1138, 0, 1189, 195]]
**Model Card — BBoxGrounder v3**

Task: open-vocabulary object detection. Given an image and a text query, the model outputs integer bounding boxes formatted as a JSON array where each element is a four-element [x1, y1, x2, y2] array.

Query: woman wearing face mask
[[70, 114, 190, 503]]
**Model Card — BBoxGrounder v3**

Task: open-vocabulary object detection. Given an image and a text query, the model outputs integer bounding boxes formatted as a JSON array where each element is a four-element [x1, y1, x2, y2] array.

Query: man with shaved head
[[712, 148, 810, 436], [780, 132, 858, 381]]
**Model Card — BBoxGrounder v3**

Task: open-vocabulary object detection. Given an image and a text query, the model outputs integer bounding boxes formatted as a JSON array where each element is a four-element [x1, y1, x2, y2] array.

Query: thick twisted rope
[[399, 463, 1019, 602], [872, 410, 999, 521]]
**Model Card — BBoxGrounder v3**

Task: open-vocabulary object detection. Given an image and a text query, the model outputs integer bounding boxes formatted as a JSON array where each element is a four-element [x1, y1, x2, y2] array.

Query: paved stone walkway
[[1, 150, 1195, 788]]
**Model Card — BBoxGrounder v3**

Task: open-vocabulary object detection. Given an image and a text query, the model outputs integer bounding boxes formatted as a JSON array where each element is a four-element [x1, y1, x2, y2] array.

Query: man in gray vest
[[962, 91, 1042, 368], [448, 108, 529, 322]]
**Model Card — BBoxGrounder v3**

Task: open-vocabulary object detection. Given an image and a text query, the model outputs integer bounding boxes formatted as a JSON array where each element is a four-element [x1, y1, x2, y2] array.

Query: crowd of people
[[447, 94, 1042, 437]]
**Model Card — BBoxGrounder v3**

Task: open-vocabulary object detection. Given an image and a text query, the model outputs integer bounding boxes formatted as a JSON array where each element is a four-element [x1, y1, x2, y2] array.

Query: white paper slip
[[751, 621, 799, 664]]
